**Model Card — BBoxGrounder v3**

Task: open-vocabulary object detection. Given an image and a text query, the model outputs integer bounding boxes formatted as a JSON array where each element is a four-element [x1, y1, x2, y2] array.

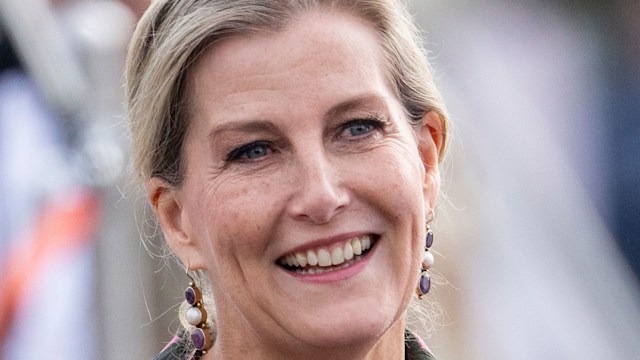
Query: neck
[[202, 317, 407, 360]]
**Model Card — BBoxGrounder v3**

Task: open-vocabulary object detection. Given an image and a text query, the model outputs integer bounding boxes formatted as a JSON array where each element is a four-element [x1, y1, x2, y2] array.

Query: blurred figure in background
[[0, 34, 99, 359], [605, 1, 640, 282], [0, 0, 138, 358], [412, 0, 640, 358]]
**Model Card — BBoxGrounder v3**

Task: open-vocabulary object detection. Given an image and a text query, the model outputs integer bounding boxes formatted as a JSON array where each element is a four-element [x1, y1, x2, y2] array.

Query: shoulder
[[154, 332, 196, 360], [405, 330, 438, 360]]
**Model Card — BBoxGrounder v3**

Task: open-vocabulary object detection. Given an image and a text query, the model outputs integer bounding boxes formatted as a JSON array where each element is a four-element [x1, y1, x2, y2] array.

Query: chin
[[286, 293, 405, 349]]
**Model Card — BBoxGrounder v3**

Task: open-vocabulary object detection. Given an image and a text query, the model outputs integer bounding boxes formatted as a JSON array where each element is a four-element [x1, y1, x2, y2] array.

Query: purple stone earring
[[185, 270, 212, 354], [416, 212, 435, 299]]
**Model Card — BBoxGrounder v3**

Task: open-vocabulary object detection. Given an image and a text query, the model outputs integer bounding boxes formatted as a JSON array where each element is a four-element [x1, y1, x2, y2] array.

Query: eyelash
[[336, 117, 387, 140], [224, 116, 388, 162], [225, 140, 272, 162]]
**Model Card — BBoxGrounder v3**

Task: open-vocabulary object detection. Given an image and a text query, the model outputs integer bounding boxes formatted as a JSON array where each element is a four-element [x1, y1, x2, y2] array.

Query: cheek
[[365, 144, 425, 212], [372, 144, 426, 246], [196, 176, 281, 261], [180, 136, 285, 279]]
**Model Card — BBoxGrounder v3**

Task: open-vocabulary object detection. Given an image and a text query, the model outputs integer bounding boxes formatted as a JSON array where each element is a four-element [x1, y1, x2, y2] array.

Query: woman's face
[[153, 10, 440, 355]]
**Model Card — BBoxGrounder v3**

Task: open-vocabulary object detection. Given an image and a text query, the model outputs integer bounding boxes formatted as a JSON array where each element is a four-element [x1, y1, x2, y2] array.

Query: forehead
[[187, 10, 391, 116]]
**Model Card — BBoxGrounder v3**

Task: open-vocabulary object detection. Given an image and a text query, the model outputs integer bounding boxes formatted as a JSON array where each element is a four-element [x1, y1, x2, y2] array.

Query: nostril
[[287, 163, 350, 224], [289, 188, 349, 224]]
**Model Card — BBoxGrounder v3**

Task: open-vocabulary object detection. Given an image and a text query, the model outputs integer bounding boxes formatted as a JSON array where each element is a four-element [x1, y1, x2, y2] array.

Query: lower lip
[[282, 242, 377, 284]]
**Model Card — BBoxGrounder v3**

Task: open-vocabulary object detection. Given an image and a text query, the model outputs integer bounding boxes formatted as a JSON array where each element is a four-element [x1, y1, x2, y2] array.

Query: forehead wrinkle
[[188, 9, 395, 140]]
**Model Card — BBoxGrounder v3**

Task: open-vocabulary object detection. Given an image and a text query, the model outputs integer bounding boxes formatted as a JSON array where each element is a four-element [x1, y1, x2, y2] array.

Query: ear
[[417, 111, 444, 210], [146, 177, 206, 269]]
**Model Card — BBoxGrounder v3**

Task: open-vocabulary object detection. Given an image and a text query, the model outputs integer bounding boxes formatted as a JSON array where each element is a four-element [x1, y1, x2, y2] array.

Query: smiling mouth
[[277, 235, 378, 275]]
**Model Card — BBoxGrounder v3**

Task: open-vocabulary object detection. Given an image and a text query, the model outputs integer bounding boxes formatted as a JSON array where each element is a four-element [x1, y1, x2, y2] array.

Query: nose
[[287, 151, 350, 224]]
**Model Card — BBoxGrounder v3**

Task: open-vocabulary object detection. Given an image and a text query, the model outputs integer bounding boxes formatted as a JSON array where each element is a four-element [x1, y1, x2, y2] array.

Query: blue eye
[[340, 118, 385, 139], [348, 122, 373, 137], [226, 141, 271, 161]]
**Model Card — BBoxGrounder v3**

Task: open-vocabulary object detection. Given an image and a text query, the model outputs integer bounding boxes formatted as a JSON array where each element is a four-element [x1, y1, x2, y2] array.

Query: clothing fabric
[[154, 330, 436, 360]]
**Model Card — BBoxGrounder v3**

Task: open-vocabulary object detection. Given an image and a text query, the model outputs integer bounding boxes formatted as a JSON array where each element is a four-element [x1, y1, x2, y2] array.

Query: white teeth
[[279, 235, 375, 270], [296, 253, 307, 267], [317, 249, 332, 266], [294, 260, 356, 274], [352, 239, 362, 255], [307, 250, 318, 266], [344, 242, 353, 261], [331, 247, 345, 265]]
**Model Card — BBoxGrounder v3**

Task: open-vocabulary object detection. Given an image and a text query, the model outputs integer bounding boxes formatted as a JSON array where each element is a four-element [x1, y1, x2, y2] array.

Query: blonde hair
[[126, 0, 449, 343]]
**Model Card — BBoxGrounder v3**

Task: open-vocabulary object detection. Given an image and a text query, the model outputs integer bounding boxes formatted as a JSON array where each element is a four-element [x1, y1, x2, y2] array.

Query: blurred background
[[0, 0, 638, 359]]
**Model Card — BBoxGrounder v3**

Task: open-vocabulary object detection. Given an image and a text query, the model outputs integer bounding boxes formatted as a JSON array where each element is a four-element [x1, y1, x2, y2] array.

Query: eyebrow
[[208, 92, 389, 139], [323, 93, 389, 121], [209, 119, 280, 140]]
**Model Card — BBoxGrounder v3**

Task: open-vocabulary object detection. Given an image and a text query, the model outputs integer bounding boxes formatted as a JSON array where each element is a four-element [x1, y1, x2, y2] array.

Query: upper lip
[[278, 232, 374, 259]]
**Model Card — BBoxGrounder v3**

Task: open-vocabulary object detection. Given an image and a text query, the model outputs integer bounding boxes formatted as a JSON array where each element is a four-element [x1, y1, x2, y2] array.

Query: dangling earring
[[416, 210, 435, 299], [185, 269, 213, 354]]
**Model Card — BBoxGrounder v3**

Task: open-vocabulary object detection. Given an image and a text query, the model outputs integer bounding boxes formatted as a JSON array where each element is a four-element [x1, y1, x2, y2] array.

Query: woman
[[126, 0, 449, 359]]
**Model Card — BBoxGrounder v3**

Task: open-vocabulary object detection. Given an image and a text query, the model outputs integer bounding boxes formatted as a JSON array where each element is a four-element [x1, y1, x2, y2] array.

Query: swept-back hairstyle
[[126, 0, 448, 187]]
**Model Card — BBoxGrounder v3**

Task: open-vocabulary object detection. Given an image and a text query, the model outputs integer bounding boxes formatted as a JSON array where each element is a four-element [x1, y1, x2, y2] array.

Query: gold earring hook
[[186, 263, 196, 285], [426, 208, 435, 226]]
